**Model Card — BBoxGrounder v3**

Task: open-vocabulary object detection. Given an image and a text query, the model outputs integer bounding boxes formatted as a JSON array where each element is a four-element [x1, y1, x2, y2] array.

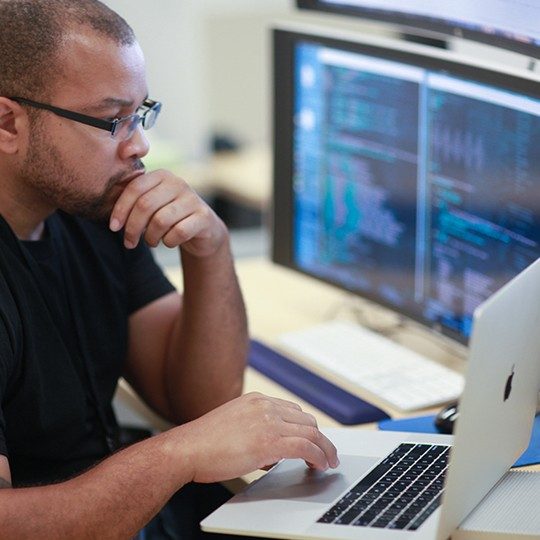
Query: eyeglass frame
[[8, 96, 162, 139]]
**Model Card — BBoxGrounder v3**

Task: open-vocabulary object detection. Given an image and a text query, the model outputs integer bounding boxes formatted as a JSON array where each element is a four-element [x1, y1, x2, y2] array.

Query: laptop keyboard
[[318, 443, 450, 530]]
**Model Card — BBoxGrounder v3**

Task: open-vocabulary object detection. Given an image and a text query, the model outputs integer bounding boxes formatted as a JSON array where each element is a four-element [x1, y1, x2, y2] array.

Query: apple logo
[[504, 365, 515, 402]]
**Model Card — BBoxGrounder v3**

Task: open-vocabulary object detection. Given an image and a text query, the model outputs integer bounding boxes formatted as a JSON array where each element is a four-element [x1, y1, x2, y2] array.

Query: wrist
[[180, 224, 232, 265], [156, 427, 197, 486]]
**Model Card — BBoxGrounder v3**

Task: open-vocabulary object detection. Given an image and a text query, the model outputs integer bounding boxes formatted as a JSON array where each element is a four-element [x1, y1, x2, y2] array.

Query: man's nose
[[118, 124, 150, 161]]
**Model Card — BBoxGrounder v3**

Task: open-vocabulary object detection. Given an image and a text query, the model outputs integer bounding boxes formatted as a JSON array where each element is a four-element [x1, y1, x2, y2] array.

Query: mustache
[[110, 159, 146, 185]]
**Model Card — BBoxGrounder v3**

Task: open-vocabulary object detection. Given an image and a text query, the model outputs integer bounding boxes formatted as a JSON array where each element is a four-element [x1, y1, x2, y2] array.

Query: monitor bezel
[[296, 0, 540, 59], [272, 25, 540, 345]]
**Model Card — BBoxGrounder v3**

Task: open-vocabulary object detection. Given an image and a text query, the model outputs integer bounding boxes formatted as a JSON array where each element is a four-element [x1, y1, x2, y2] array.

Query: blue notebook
[[249, 339, 389, 425], [379, 414, 540, 467]]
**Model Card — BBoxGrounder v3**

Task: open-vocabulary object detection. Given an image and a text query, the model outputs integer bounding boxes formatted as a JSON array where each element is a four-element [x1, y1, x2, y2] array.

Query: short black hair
[[0, 0, 136, 100]]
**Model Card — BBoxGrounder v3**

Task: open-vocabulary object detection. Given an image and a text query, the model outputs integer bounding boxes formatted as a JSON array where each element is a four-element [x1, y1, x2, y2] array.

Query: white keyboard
[[278, 320, 464, 412]]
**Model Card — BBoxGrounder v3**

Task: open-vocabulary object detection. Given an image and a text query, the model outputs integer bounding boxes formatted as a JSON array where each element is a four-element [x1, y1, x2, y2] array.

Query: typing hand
[[178, 392, 340, 484], [109, 169, 227, 257]]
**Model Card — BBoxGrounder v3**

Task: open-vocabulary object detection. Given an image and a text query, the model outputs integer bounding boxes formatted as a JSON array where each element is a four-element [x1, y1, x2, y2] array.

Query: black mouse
[[434, 400, 459, 434]]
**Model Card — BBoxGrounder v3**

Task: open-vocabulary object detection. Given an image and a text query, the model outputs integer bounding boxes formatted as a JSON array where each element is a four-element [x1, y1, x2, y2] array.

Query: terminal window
[[293, 41, 540, 339]]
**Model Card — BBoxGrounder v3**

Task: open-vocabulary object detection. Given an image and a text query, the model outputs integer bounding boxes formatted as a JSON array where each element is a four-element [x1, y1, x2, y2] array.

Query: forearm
[[114, 173, 249, 422], [0, 430, 191, 539], [0, 394, 340, 538], [166, 236, 248, 421]]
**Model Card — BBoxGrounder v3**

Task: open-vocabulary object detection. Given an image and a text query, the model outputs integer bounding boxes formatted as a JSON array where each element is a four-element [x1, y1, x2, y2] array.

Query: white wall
[[102, 1, 532, 163], [102, 0, 298, 161], [101, 1, 388, 161]]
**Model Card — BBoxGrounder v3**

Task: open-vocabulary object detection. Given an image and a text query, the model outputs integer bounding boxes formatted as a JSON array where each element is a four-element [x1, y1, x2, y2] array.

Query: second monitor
[[273, 25, 540, 346]]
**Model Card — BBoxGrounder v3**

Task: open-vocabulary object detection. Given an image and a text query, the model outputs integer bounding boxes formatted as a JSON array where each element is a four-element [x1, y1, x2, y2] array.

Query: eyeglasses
[[9, 96, 162, 141]]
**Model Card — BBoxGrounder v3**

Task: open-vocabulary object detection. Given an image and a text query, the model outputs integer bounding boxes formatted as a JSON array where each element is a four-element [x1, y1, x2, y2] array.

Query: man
[[0, 0, 339, 538]]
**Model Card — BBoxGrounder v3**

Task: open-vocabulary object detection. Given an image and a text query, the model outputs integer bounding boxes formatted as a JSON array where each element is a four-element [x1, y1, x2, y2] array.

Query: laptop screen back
[[437, 258, 540, 539]]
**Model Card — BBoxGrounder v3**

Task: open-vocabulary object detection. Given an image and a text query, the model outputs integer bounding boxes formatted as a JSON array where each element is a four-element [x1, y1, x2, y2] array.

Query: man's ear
[[0, 97, 26, 154]]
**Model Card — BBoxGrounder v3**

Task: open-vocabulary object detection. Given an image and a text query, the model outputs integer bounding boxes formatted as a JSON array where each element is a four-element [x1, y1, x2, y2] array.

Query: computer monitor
[[296, 1, 540, 58], [272, 25, 540, 345]]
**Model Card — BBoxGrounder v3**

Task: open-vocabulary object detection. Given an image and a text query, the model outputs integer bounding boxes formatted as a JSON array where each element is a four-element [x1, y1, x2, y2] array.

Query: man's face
[[18, 27, 150, 221]]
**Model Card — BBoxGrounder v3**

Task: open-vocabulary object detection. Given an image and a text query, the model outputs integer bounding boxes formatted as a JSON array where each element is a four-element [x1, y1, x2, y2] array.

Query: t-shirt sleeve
[[125, 242, 176, 314]]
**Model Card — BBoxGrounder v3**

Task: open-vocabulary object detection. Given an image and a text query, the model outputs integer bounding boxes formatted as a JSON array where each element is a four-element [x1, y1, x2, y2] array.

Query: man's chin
[[59, 181, 124, 223], [66, 196, 116, 223]]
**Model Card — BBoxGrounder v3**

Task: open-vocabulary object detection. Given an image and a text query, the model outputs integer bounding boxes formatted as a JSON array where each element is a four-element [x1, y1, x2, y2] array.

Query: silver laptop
[[202, 257, 540, 540]]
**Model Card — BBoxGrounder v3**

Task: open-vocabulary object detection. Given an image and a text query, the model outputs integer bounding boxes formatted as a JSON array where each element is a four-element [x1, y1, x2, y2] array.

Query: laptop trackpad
[[239, 455, 378, 505]]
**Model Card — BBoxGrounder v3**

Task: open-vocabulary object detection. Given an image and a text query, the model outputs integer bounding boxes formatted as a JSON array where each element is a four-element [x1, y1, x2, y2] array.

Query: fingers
[[185, 393, 340, 483], [280, 436, 338, 471], [109, 170, 224, 254], [113, 173, 193, 249], [128, 183, 187, 248], [160, 212, 204, 249], [245, 393, 339, 471], [109, 172, 163, 243], [277, 407, 339, 470], [279, 405, 317, 428], [281, 423, 339, 470]]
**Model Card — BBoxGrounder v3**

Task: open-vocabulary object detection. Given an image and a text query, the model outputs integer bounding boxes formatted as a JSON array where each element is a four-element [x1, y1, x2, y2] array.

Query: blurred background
[[99, 1, 398, 265], [101, 0, 528, 265], [103, 0, 537, 430]]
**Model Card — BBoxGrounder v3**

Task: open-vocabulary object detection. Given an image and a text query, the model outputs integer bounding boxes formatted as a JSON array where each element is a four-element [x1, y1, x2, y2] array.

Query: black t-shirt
[[0, 211, 175, 486]]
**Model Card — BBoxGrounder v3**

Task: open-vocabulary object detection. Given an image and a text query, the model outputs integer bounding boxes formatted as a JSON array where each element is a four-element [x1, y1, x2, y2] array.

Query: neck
[[24, 221, 46, 241], [0, 178, 51, 241], [1, 203, 47, 241]]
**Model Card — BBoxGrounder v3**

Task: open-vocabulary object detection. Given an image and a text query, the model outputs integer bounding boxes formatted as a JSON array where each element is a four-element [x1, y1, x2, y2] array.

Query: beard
[[19, 124, 144, 222]]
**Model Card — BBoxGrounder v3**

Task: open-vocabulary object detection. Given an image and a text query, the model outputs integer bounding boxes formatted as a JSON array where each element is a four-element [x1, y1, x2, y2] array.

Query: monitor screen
[[296, 0, 540, 58], [273, 27, 540, 344]]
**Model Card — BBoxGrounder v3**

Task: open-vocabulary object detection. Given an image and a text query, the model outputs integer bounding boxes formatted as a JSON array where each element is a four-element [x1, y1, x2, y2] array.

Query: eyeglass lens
[[142, 102, 161, 130], [115, 102, 161, 141]]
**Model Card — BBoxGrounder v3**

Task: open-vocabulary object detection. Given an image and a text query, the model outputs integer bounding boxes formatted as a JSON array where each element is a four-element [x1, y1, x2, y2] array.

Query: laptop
[[201, 257, 540, 540]]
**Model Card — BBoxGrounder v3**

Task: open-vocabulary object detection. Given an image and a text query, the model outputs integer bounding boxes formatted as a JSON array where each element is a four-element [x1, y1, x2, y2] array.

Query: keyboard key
[[318, 443, 449, 530]]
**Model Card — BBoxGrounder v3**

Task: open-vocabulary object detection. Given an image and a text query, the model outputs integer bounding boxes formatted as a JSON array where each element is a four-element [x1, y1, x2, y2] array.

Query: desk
[[159, 257, 471, 486], [226, 258, 465, 416], [159, 257, 468, 424], [130, 257, 536, 485], [117, 255, 540, 491], [239, 261, 540, 489]]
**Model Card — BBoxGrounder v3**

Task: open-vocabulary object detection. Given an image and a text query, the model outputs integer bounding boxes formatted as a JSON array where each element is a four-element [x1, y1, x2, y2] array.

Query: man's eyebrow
[[80, 96, 149, 114]]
